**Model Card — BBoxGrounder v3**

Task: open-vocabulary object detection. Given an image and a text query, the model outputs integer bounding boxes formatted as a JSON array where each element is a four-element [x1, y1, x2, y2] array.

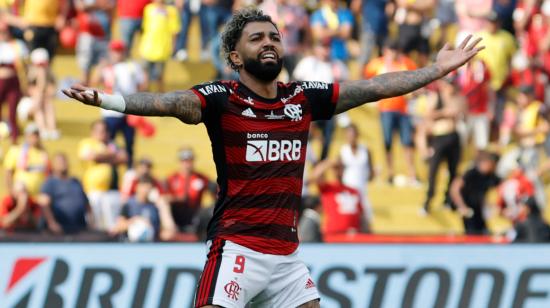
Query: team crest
[[284, 104, 302, 121], [224, 280, 241, 300]]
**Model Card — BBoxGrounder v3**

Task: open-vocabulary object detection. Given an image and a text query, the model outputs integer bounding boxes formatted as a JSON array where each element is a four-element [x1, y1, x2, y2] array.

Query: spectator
[[339, 123, 374, 223], [454, 0, 492, 45], [514, 85, 548, 208], [422, 76, 465, 214], [351, 0, 389, 68], [477, 11, 517, 128], [364, 39, 419, 185], [74, 0, 114, 85], [293, 40, 349, 160], [174, 0, 208, 61], [457, 58, 493, 151], [309, 159, 369, 236], [200, 0, 233, 61], [120, 157, 165, 203], [111, 175, 176, 241], [394, 0, 434, 64], [260, 0, 310, 76], [37, 152, 91, 234], [91, 40, 147, 168], [497, 164, 535, 222], [310, 0, 354, 63], [298, 196, 323, 243], [512, 196, 550, 243], [27, 48, 60, 140], [0, 20, 27, 142], [450, 151, 500, 235], [0, 181, 40, 232], [4, 124, 49, 197], [116, 0, 151, 55], [165, 147, 216, 232], [13, 0, 69, 59], [78, 119, 127, 231], [140, 0, 181, 92]]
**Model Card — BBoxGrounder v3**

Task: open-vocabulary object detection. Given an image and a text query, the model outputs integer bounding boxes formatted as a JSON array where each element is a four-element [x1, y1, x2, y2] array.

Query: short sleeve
[[191, 81, 230, 123], [310, 11, 325, 26], [302, 81, 340, 121], [339, 9, 354, 25], [120, 204, 130, 218], [40, 178, 53, 195]]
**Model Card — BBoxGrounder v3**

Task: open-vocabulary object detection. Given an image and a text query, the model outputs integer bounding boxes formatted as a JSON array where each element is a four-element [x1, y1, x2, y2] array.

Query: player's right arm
[[62, 84, 202, 124]]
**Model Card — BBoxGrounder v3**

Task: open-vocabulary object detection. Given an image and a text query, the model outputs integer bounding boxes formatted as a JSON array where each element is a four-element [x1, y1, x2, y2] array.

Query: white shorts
[[194, 239, 319, 308]]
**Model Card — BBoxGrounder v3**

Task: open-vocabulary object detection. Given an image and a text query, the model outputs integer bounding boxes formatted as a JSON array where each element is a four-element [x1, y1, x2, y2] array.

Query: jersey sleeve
[[190, 81, 229, 124], [302, 81, 340, 121]]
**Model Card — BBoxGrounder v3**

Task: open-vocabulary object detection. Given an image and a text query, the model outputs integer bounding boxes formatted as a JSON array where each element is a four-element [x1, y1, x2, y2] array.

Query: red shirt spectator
[[117, 0, 152, 19], [318, 183, 364, 236], [0, 195, 40, 230], [459, 59, 492, 114], [166, 172, 210, 209], [509, 65, 548, 102]]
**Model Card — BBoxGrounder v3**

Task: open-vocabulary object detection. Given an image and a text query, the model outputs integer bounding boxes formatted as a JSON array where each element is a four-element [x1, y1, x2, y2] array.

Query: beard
[[242, 55, 283, 82]]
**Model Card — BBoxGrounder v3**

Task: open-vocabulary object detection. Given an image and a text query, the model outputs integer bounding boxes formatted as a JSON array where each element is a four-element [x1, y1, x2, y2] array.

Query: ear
[[229, 51, 243, 69]]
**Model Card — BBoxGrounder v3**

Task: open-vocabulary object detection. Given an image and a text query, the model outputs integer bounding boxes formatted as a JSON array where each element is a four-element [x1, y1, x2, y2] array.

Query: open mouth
[[259, 51, 278, 62]]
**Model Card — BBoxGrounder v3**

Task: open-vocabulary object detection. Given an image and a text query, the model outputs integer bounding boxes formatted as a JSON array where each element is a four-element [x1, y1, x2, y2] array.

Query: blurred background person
[[0, 181, 40, 232], [116, 0, 151, 56], [308, 159, 370, 237], [0, 20, 27, 143], [140, 0, 181, 92], [450, 151, 501, 235], [511, 196, 550, 243], [91, 40, 147, 168], [74, 0, 115, 85], [310, 0, 354, 64], [422, 76, 465, 215], [351, 0, 389, 68], [298, 196, 323, 243], [174, 0, 207, 61], [339, 123, 374, 223], [27, 48, 59, 140], [200, 0, 233, 62], [120, 157, 165, 203], [3, 124, 49, 197], [364, 39, 419, 186], [78, 120, 127, 231], [394, 0, 434, 65], [165, 147, 216, 233], [37, 152, 91, 235]]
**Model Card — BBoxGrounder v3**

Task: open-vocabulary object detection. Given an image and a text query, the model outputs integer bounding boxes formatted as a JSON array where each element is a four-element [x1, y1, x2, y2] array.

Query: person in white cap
[[27, 47, 60, 140]]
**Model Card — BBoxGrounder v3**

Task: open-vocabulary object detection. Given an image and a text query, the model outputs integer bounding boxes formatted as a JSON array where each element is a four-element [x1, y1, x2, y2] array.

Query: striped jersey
[[191, 80, 339, 255]]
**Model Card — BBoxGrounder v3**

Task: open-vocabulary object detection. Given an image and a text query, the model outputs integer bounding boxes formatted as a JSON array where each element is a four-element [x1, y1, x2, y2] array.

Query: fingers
[[458, 34, 472, 50], [441, 42, 451, 51], [465, 37, 483, 51]]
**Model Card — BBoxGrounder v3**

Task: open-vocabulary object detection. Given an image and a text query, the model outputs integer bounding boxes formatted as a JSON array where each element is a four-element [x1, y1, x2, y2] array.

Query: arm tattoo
[[336, 65, 444, 114], [123, 90, 202, 124]]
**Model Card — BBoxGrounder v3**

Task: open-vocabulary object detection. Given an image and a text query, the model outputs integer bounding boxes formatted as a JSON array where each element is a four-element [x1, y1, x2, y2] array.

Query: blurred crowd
[[1, 0, 550, 243]]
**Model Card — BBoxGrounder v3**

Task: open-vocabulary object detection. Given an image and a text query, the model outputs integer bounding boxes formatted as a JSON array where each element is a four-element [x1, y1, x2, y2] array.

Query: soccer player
[[63, 8, 483, 308]]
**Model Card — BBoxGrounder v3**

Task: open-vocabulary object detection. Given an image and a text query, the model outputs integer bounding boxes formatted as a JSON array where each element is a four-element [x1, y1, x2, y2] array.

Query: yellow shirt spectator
[[23, 0, 60, 27], [518, 101, 546, 146], [78, 137, 114, 193], [140, 3, 181, 62], [4, 144, 49, 196], [477, 29, 516, 90]]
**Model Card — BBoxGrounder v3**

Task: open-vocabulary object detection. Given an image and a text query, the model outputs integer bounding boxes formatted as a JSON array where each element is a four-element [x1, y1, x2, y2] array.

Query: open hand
[[435, 35, 485, 76], [62, 84, 101, 107]]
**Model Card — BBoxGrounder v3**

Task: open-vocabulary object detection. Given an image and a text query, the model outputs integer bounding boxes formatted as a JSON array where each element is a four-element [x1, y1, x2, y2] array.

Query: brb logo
[[245, 133, 301, 162]]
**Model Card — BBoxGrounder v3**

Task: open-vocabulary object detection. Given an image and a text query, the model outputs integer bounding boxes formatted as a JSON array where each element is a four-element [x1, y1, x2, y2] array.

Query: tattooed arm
[[336, 35, 484, 114], [62, 86, 202, 124]]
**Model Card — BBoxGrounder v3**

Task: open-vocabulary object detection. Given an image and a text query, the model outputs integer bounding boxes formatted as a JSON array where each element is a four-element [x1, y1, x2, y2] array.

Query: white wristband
[[98, 92, 126, 113]]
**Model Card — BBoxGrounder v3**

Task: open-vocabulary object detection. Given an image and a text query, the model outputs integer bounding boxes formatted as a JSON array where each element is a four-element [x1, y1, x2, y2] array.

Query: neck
[[239, 72, 278, 99]]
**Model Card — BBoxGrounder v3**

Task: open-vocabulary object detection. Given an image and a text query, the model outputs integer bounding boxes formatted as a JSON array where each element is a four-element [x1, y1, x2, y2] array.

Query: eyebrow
[[248, 31, 280, 38]]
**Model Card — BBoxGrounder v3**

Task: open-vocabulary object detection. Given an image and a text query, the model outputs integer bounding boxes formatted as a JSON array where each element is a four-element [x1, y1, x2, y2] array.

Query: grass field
[[3, 21, 548, 236]]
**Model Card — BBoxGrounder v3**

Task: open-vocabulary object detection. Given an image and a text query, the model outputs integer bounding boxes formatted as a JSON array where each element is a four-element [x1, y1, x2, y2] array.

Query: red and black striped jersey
[[191, 80, 339, 255]]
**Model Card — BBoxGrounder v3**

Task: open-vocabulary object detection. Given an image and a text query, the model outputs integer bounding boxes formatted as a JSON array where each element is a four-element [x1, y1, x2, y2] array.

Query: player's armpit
[[124, 90, 202, 124], [335, 65, 443, 114]]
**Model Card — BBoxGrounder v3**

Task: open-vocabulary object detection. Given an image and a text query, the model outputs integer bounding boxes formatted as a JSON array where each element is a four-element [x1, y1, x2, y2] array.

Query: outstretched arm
[[62, 85, 202, 124], [335, 35, 484, 114]]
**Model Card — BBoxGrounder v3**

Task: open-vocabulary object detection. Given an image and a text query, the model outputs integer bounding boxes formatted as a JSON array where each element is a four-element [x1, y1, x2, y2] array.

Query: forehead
[[241, 21, 279, 37]]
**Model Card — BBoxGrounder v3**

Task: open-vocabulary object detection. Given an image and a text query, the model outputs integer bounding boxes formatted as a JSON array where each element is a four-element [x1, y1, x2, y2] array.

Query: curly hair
[[221, 7, 279, 71]]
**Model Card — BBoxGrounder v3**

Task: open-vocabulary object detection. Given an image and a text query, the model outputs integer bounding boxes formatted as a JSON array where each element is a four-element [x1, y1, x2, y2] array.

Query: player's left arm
[[335, 35, 484, 114]]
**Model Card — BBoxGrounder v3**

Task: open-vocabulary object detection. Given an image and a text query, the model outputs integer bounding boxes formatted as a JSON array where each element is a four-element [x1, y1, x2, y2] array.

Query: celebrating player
[[63, 8, 483, 308]]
